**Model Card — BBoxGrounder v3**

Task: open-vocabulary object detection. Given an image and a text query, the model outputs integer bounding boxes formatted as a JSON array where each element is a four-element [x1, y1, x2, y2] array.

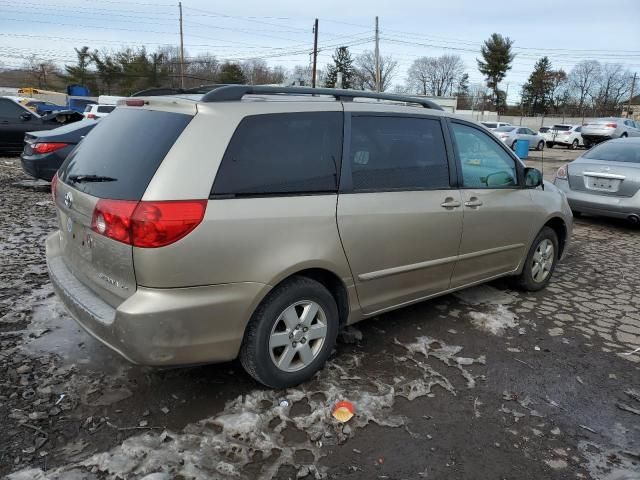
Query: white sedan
[[493, 126, 546, 151]]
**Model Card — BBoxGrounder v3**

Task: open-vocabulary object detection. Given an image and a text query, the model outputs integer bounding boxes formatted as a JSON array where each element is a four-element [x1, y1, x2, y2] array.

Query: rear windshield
[[583, 141, 640, 163], [553, 125, 572, 131], [482, 123, 497, 128], [539, 127, 549, 132], [58, 108, 192, 200], [495, 126, 515, 132], [97, 105, 115, 113]]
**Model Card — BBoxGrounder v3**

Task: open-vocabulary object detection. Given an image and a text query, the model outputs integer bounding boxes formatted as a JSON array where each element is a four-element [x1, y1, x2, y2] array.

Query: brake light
[[126, 99, 145, 107], [51, 173, 58, 202], [32, 142, 69, 154], [87, 113, 96, 119], [606, 123, 617, 128], [555, 165, 568, 180], [91, 199, 207, 248]]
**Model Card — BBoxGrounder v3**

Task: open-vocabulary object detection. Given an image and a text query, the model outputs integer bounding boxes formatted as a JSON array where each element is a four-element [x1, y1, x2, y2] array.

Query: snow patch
[[468, 305, 518, 335]]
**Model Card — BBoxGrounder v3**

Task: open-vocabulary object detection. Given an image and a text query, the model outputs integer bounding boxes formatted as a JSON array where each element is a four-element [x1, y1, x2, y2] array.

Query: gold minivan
[[46, 86, 572, 388]]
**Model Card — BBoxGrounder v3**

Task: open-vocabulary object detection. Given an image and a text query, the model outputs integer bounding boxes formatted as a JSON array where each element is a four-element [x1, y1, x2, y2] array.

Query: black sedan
[[20, 120, 98, 181], [1, 96, 84, 155]]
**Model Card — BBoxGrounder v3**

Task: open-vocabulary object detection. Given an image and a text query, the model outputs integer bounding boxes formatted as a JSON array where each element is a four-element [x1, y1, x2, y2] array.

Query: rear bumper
[[554, 179, 640, 218], [46, 231, 271, 366], [20, 154, 62, 181], [581, 133, 613, 143]]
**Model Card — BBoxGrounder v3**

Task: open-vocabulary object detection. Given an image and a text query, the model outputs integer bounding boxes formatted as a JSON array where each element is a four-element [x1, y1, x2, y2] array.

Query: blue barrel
[[515, 139, 529, 159]]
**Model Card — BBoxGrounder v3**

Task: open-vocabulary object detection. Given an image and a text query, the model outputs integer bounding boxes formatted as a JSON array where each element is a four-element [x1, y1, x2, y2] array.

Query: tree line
[[9, 35, 636, 117]]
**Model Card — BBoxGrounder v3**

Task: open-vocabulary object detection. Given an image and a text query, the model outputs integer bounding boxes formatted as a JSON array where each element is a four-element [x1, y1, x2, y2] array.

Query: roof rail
[[131, 84, 231, 97], [200, 85, 444, 111]]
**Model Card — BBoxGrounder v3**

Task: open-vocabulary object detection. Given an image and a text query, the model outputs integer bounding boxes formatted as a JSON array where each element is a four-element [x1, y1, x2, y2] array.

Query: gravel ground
[[1, 153, 639, 480]]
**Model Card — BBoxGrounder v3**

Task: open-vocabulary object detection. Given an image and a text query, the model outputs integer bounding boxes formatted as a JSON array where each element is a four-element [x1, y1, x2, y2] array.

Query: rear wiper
[[68, 174, 117, 183]]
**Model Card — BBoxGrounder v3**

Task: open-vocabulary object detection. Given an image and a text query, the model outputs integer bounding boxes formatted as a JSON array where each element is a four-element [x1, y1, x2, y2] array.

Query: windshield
[[539, 127, 549, 132], [496, 126, 515, 132], [583, 142, 640, 163]]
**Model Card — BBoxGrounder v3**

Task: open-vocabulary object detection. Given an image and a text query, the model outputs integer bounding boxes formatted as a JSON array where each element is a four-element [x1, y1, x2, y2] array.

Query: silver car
[[480, 121, 511, 131], [46, 86, 573, 388], [494, 126, 546, 151], [581, 117, 640, 148], [553, 137, 640, 224]]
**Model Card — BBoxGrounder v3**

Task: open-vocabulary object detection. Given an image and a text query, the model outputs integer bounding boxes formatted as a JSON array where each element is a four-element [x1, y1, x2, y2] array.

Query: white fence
[[455, 110, 599, 129]]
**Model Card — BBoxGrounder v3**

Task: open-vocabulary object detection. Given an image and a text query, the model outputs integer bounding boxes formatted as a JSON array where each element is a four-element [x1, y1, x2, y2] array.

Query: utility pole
[[374, 16, 380, 92], [312, 19, 318, 88], [179, 1, 185, 89], [626, 72, 637, 118]]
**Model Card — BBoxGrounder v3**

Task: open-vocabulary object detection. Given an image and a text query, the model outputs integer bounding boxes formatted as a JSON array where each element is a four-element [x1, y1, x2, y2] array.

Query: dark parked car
[[25, 100, 66, 116], [0, 97, 83, 155], [21, 120, 98, 181]]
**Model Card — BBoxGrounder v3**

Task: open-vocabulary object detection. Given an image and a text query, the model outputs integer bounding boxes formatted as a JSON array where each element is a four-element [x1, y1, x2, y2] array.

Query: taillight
[[126, 99, 145, 107], [605, 123, 617, 128], [555, 165, 568, 180], [51, 173, 58, 202], [32, 142, 69, 154], [91, 199, 207, 248], [87, 113, 96, 119]]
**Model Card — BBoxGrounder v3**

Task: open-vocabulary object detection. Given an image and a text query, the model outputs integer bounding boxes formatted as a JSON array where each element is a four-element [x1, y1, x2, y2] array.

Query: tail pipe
[[628, 214, 640, 225]]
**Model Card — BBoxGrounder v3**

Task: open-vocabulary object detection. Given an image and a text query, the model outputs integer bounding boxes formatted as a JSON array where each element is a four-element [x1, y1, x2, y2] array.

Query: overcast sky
[[1, 0, 639, 102]]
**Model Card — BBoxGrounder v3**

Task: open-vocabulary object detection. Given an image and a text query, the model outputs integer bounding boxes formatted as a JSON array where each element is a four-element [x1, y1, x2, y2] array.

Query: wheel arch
[[544, 216, 568, 258]]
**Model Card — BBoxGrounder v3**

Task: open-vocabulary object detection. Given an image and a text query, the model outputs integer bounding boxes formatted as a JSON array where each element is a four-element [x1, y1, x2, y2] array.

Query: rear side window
[[349, 116, 449, 192], [58, 108, 192, 200], [0, 99, 27, 118], [212, 112, 342, 196], [583, 142, 640, 163]]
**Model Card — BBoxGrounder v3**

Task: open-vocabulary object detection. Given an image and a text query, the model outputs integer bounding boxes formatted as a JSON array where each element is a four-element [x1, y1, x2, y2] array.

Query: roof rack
[[200, 85, 444, 111], [131, 84, 231, 97]]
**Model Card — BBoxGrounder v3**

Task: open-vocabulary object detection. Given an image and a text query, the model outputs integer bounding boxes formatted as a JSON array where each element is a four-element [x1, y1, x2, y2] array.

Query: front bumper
[[554, 179, 640, 219], [46, 231, 271, 366]]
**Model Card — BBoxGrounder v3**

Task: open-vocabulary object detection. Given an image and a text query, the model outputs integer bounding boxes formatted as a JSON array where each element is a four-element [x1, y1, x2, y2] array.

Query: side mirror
[[524, 167, 543, 188], [20, 113, 33, 121]]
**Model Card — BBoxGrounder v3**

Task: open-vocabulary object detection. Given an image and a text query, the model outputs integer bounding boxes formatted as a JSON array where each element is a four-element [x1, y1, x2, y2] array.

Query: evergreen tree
[[218, 62, 247, 84], [455, 73, 471, 108], [325, 46, 355, 89], [521, 57, 554, 115], [64, 46, 96, 91], [477, 33, 515, 112]]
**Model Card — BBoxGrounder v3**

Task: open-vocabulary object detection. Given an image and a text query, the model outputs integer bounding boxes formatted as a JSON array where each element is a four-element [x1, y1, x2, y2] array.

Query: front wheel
[[514, 227, 559, 292], [621, 132, 628, 138], [536, 140, 545, 151], [511, 141, 518, 150], [240, 276, 339, 388], [571, 139, 579, 149]]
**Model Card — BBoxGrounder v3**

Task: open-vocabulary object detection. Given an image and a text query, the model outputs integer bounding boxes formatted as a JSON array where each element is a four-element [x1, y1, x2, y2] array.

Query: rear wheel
[[240, 276, 339, 388], [584, 139, 593, 149], [621, 132, 628, 138], [514, 227, 559, 292], [570, 139, 579, 149], [511, 141, 517, 150], [546, 142, 554, 148], [536, 140, 545, 151]]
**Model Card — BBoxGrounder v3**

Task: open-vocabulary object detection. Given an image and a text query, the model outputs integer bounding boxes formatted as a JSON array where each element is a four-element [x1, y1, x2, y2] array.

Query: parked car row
[[493, 126, 546, 151]]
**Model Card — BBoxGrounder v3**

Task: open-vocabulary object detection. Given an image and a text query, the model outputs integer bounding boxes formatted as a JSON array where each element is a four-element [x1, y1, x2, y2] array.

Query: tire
[[572, 210, 582, 217], [239, 276, 339, 388], [584, 139, 592, 149], [571, 139, 579, 150], [511, 141, 517, 150], [621, 132, 628, 138], [546, 142, 554, 148], [536, 140, 545, 151], [514, 227, 559, 292]]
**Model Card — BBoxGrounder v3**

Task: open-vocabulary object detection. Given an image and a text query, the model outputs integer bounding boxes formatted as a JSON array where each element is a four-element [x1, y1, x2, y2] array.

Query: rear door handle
[[441, 198, 461, 208], [464, 198, 483, 208]]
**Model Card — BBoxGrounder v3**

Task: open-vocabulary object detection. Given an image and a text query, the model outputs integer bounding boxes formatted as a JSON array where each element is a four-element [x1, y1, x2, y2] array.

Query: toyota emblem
[[64, 191, 73, 208]]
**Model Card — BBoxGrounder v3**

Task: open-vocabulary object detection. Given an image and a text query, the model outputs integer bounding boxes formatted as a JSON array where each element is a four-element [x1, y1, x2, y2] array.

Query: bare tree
[[23, 55, 59, 89], [568, 60, 601, 116], [592, 63, 632, 114], [406, 54, 465, 97], [353, 50, 398, 92]]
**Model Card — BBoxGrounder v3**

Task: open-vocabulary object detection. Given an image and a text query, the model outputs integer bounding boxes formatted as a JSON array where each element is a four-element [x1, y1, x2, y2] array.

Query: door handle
[[441, 198, 461, 208], [464, 197, 483, 208]]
